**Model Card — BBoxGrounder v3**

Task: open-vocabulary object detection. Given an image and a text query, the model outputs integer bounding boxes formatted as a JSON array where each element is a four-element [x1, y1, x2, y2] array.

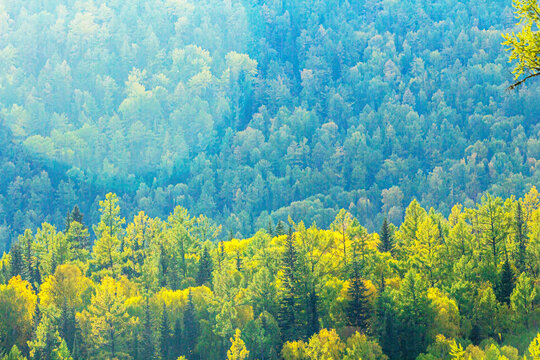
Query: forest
[[1, 0, 540, 358], [0, 0, 539, 249], [0, 189, 539, 359]]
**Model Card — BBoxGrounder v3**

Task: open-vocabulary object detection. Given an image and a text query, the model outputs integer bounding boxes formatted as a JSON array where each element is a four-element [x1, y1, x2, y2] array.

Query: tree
[[497, 259, 515, 305], [0, 276, 37, 353], [141, 296, 155, 360], [51, 339, 73, 360], [2, 345, 27, 360], [226, 329, 249, 360], [510, 273, 537, 329], [346, 245, 370, 330], [196, 246, 213, 286], [159, 304, 171, 360], [278, 229, 298, 342], [9, 241, 24, 280], [502, 0, 540, 88], [343, 332, 387, 360], [183, 290, 199, 359], [395, 271, 433, 360], [80, 277, 131, 359], [514, 202, 528, 272], [93, 193, 125, 239], [65, 205, 84, 232], [91, 232, 122, 276], [305, 328, 345, 360], [378, 218, 394, 254], [331, 209, 353, 267]]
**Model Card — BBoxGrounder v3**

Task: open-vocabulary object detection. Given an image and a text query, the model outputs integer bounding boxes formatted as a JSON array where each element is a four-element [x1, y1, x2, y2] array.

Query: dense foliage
[[0, 0, 539, 249], [0, 189, 539, 359]]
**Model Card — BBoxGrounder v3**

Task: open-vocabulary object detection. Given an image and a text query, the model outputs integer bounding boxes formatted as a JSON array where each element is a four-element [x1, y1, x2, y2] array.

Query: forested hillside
[[0, 189, 539, 359], [0, 0, 539, 248]]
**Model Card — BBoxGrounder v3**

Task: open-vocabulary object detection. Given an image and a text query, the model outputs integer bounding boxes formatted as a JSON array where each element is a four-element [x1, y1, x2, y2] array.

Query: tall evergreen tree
[[497, 259, 515, 305], [9, 241, 24, 279], [306, 289, 319, 339], [183, 290, 199, 359], [378, 218, 394, 254], [267, 220, 274, 236], [141, 297, 155, 360], [346, 245, 370, 330], [196, 246, 213, 286], [171, 318, 182, 359], [278, 228, 298, 342], [375, 290, 400, 360], [514, 202, 528, 273], [59, 299, 76, 354], [159, 304, 171, 360]]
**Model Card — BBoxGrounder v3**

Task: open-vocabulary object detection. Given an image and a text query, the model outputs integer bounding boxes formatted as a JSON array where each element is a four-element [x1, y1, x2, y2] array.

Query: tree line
[[0, 188, 539, 359]]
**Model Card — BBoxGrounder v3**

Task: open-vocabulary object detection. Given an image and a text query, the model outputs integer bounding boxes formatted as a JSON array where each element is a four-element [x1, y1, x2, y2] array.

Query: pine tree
[[275, 221, 286, 236], [375, 291, 400, 360], [267, 220, 274, 236], [183, 290, 199, 359], [378, 218, 394, 254], [306, 289, 319, 339], [159, 243, 169, 288], [159, 304, 170, 360], [196, 246, 213, 286], [141, 297, 155, 360], [497, 259, 515, 304], [59, 299, 76, 354], [70, 206, 83, 226], [9, 241, 24, 279], [514, 202, 528, 272], [172, 318, 182, 359], [346, 246, 370, 330], [278, 228, 298, 342]]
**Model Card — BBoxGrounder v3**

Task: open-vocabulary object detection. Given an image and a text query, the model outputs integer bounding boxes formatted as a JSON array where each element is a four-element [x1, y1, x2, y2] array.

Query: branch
[[507, 71, 540, 90]]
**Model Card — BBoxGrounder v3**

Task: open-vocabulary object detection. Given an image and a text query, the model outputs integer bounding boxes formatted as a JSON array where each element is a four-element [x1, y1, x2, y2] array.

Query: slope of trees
[[0, 0, 539, 249], [0, 188, 538, 359]]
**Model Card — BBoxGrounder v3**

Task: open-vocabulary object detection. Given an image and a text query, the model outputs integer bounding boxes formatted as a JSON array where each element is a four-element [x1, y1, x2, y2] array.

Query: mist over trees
[[0, 0, 539, 248]]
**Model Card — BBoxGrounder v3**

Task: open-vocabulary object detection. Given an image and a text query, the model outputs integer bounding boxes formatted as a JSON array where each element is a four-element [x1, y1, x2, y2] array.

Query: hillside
[[0, 189, 539, 359], [0, 0, 539, 247]]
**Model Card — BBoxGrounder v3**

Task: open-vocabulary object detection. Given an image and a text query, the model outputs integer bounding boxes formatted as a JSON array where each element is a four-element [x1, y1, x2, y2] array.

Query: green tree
[[510, 273, 537, 329], [80, 277, 131, 359], [196, 246, 213, 286], [278, 229, 299, 342], [378, 218, 394, 254], [502, 0, 540, 88]]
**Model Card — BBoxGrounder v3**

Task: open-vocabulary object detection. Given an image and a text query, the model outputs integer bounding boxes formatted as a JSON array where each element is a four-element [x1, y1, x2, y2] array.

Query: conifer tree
[[196, 246, 213, 286], [9, 241, 24, 279], [306, 289, 319, 339], [375, 291, 400, 360], [159, 304, 171, 360], [514, 202, 528, 272], [172, 318, 182, 359], [3, 345, 26, 360], [346, 245, 370, 330], [278, 228, 298, 342], [183, 290, 199, 359], [275, 221, 286, 236], [497, 259, 515, 305], [378, 218, 394, 254], [141, 296, 155, 360], [59, 299, 75, 354], [267, 220, 274, 236]]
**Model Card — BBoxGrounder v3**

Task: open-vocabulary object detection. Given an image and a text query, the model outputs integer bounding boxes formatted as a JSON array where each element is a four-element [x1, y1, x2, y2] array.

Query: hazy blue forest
[[0, 0, 539, 249]]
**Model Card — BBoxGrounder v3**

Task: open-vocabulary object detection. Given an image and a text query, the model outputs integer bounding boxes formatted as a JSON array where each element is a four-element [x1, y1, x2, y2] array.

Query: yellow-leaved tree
[[502, 0, 540, 88]]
